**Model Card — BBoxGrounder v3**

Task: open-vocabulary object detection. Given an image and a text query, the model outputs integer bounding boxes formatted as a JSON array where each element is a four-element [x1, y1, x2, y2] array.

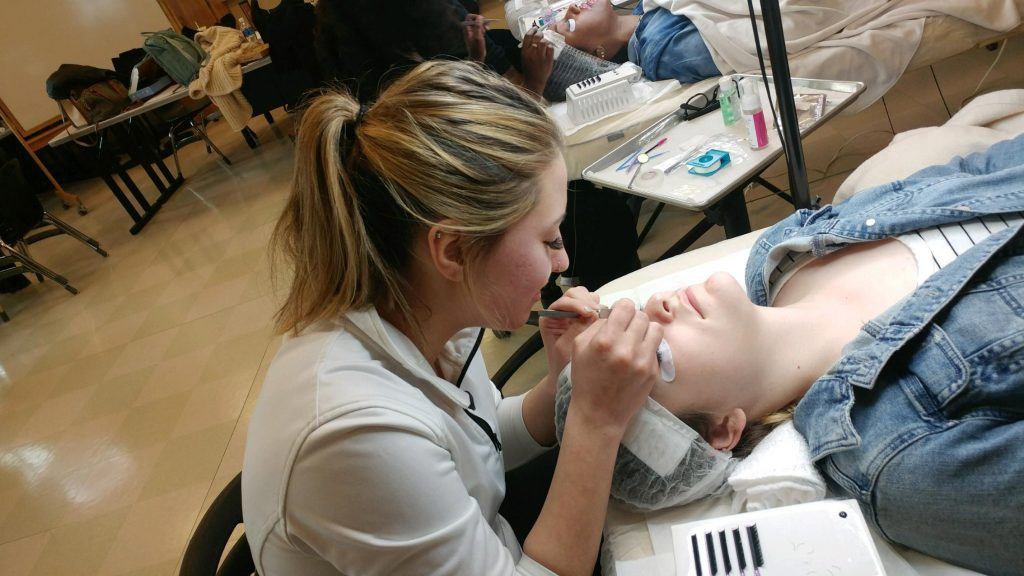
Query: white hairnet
[[553, 364, 736, 511]]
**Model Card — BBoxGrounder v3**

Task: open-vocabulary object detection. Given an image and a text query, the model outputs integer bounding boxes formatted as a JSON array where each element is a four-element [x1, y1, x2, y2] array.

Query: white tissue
[[727, 421, 827, 512]]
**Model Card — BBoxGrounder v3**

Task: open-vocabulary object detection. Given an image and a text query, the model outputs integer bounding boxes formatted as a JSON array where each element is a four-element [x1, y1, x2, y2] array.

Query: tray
[[582, 75, 865, 211]]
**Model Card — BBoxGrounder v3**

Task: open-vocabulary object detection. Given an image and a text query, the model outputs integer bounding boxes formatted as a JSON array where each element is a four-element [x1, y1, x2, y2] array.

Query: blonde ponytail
[[272, 60, 561, 335]]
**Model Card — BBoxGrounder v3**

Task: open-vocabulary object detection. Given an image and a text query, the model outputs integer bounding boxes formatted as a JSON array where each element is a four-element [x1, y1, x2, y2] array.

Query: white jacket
[[242, 308, 557, 575]]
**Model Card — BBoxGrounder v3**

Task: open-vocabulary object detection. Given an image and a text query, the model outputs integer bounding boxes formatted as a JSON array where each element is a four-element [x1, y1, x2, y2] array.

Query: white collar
[[343, 307, 479, 409]]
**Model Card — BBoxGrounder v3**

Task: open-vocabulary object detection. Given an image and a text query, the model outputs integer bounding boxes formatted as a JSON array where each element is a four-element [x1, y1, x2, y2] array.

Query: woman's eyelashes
[[545, 237, 564, 250]]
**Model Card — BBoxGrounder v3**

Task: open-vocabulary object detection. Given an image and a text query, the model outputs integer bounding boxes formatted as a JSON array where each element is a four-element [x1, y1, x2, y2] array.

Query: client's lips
[[683, 287, 704, 319]]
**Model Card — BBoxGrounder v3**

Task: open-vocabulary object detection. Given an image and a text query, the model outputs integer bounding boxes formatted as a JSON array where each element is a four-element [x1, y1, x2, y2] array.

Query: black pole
[[758, 0, 812, 209]]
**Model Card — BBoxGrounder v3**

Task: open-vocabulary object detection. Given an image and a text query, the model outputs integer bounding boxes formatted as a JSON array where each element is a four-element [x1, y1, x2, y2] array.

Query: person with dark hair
[[314, 0, 554, 101]]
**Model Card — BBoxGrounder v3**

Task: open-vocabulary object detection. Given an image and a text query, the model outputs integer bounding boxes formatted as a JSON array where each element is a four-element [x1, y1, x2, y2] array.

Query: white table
[[47, 57, 275, 234]]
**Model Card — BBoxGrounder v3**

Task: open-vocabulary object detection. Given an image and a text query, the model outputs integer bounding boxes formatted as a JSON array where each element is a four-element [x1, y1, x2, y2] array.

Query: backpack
[[142, 29, 207, 86], [61, 79, 131, 127], [45, 64, 132, 127]]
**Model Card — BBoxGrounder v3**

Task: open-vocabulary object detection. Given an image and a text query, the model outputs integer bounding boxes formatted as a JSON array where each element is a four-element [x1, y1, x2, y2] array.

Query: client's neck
[[747, 303, 854, 419], [604, 14, 641, 58]]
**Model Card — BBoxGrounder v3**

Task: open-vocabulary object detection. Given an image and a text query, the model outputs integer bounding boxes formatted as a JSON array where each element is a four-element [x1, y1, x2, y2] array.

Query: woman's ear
[[706, 408, 747, 451], [427, 224, 464, 283]]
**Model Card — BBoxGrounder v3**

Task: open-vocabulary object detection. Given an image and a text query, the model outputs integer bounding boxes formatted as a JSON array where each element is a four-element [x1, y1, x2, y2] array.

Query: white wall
[[0, 0, 170, 132]]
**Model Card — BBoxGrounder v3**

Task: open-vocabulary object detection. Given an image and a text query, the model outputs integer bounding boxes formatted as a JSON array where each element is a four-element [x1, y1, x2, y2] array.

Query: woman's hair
[[272, 60, 562, 335], [314, 0, 469, 101], [679, 405, 796, 459]]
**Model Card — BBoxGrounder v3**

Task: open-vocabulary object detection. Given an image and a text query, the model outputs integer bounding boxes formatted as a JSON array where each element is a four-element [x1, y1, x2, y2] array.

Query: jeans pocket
[[903, 324, 970, 417]]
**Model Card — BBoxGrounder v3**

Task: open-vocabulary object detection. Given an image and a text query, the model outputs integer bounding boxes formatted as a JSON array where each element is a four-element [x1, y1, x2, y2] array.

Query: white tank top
[[769, 213, 1024, 305]]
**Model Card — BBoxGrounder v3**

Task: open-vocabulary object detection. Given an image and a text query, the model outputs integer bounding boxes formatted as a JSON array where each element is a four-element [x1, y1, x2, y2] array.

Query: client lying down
[[551, 133, 1024, 576]]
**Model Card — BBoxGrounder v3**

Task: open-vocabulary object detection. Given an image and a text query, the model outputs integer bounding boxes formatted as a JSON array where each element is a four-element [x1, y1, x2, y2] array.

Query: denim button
[[866, 218, 876, 226]]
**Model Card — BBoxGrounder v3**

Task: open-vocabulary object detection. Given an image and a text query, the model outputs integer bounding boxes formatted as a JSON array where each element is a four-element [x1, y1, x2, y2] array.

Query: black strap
[[463, 390, 502, 453]]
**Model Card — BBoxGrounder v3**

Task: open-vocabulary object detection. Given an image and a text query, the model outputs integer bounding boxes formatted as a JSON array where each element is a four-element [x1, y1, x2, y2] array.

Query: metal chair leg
[[2, 241, 78, 295], [16, 241, 43, 283], [42, 213, 108, 257], [168, 124, 184, 178], [193, 120, 232, 165]]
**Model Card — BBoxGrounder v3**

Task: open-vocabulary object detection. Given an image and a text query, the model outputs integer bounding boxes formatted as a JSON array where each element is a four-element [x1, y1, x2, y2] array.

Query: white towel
[[727, 420, 827, 512]]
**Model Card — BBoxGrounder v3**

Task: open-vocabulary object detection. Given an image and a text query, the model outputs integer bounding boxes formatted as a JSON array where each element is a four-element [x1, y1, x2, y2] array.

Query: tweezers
[[525, 307, 612, 326]]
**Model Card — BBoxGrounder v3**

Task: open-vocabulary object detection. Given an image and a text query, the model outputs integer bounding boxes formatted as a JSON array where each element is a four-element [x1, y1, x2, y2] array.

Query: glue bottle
[[740, 78, 769, 150], [717, 76, 740, 126]]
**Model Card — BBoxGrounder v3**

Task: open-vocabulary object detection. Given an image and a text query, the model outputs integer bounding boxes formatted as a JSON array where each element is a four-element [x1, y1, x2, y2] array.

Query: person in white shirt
[[242, 59, 663, 576]]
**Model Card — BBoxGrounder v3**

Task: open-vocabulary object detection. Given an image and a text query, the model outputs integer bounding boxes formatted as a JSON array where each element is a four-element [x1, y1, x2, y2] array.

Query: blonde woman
[[242, 60, 662, 576]]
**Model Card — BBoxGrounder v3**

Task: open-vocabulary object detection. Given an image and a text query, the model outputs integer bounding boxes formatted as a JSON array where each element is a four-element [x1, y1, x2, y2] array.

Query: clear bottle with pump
[[717, 76, 741, 126], [740, 78, 769, 149]]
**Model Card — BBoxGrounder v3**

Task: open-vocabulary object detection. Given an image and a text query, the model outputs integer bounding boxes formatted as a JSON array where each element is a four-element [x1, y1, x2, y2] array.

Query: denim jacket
[[744, 134, 1024, 502]]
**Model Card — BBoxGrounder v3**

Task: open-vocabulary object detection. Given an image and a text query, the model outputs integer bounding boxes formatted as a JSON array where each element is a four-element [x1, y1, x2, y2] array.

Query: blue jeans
[[628, 7, 720, 84]]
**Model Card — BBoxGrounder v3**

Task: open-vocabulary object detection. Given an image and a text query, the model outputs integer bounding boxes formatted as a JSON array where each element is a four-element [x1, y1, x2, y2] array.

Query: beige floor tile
[[884, 66, 952, 134], [132, 294, 197, 340], [197, 327, 275, 384], [60, 445, 164, 525], [0, 531, 50, 576], [182, 274, 259, 323], [162, 310, 233, 360], [0, 476, 72, 543], [170, 372, 251, 438], [0, 365, 63, 416], [50, 347, 123, 398], [112, 392, 192, 453], [133, 348, 215, 406], [108, 559, 179, 576], [103, 283, 174, 327], [106, 328, 181, 380], [12, 386, 94, 446], [137, 422, 235, 501], [0, 406, 35, 450], [931, 36, 1024, 115], [26, 507, 131, 576], [76, 366, 156, 423], [97, 483, 209, 576], [44, 411, 128, 475]]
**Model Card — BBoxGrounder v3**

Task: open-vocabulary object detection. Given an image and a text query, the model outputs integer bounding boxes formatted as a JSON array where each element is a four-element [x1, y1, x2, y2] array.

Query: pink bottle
[[740, 78, 769, 150]]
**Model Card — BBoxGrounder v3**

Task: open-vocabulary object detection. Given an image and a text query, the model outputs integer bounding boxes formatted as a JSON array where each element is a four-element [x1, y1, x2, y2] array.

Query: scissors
[[627, 138, 667, 190]]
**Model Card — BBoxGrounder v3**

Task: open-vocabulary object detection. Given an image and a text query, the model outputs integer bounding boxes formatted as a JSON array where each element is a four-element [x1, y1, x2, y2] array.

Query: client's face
[[644, 272, 760, 416], [553, 1, 617, 56]]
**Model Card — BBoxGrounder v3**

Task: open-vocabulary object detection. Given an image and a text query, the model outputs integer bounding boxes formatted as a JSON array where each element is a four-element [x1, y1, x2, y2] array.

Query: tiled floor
[[1, 17, 1022, 576]]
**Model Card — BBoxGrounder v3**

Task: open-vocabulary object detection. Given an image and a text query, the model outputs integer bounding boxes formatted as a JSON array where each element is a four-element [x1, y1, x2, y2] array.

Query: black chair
[[0, 156, 108, 314], [180, 472, 256, 576], [151, 97, 232, 178]]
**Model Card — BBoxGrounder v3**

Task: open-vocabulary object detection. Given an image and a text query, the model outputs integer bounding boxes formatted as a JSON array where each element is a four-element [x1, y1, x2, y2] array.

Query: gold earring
[[435, 231, 442, 239], [595, 45, 607, 59]]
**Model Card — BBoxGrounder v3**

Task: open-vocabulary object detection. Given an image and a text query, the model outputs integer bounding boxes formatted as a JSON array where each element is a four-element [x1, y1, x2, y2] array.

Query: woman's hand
[[521, 27, 555, 95], [463, 14, 488, 62], [539, 287, 601, 379], [568, 299, 663, 434]]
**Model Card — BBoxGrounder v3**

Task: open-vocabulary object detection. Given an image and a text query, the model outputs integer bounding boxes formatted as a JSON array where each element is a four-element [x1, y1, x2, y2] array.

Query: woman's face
[[644, 272, 761, 416], [478, 155, 569, 329], [552, 0, 617, 55]]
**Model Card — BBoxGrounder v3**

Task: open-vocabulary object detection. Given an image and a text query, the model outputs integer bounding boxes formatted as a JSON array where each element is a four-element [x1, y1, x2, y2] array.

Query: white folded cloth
[[727, 421, 827, 512]]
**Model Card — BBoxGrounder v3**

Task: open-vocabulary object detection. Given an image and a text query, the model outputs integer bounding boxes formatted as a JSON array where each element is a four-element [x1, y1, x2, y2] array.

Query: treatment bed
[[588, 89, 1024, 576]]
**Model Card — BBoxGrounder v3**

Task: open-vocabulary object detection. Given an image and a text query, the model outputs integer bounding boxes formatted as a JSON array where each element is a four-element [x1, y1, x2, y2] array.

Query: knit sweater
[[188, 26, 266, 131]]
